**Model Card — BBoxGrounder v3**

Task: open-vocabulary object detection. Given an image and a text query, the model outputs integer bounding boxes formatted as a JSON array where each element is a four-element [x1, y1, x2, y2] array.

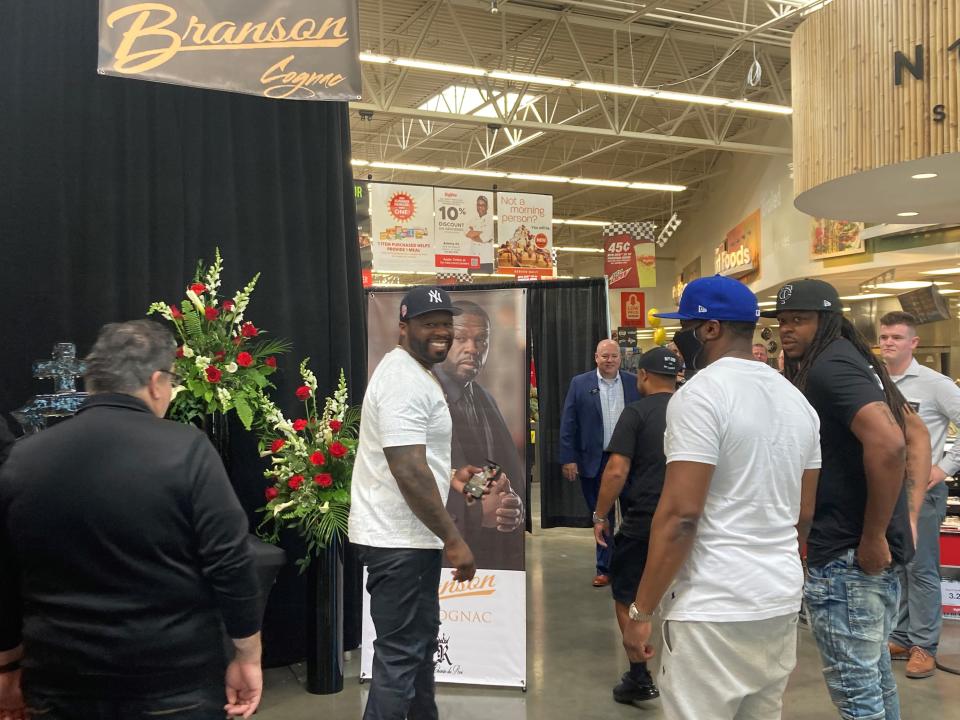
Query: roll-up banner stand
[[361, 288, 528, 688]]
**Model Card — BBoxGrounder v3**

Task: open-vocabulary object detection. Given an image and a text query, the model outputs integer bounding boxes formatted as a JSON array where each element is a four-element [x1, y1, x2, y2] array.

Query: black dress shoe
[[613, 671, 660, 705]]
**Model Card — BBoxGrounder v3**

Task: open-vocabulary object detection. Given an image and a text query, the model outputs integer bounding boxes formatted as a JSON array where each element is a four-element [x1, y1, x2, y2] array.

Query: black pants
[[22, 684, 224, 719], [359, 545, 443, 720]]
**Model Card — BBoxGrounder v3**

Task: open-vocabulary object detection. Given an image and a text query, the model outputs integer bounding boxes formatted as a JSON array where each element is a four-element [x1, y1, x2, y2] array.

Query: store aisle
[[257, 487, 960, 719]]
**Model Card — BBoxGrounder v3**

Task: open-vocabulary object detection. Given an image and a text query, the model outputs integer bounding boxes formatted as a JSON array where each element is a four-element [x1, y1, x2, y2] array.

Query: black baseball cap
[[638, 347, 680, 376], [399, 286, 463, 321], [760, 279, 842, 318]]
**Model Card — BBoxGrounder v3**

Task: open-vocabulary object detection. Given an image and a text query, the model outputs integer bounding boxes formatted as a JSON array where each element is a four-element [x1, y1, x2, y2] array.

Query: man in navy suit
[[560, 339, 641, 586]]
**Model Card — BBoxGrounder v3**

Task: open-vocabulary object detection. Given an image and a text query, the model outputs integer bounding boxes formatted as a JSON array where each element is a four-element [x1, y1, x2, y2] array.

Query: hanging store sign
[[369, 183, 436, 273], [603, 222, 657, 289], [98, 0, 361, 100], [495, 192, 554, 279], [714, 210, 760, 279], [433, 188, 494, 271]]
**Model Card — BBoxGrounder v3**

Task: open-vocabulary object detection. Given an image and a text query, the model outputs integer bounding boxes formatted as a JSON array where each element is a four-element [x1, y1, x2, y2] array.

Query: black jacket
[[0, 394, 259, 696]]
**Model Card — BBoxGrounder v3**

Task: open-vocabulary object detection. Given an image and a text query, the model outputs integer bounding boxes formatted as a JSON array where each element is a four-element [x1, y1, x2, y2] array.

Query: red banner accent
[[620, 292, 646, 328], [361, 268, 373, 288], [435, 254, 481, 269]]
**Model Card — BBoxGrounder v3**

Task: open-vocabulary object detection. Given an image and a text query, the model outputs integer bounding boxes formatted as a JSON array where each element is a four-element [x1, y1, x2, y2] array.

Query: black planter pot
[[306, 538, 344, 694]]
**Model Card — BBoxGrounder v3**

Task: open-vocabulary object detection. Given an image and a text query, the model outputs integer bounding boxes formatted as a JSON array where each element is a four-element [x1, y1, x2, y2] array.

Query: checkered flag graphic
[[602, 221, 657, 242], [435, 271, 473, 285]]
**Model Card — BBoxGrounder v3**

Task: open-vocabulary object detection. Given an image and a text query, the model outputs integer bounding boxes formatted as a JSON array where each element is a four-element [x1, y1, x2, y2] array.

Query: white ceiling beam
[[444, 0, 792, 57], [350, 101, 793, 155]]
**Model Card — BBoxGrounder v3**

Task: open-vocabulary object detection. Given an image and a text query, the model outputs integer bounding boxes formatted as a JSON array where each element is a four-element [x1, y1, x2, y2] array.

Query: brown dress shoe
[[592, 574, 610, 587], [888, 642, 910, 661], [905, 647, 936, 678]]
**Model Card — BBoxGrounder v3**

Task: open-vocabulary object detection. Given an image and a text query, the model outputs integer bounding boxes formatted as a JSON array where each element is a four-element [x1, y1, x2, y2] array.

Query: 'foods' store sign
[[98, 1, 361, 100], [714, 210, 761, 279]]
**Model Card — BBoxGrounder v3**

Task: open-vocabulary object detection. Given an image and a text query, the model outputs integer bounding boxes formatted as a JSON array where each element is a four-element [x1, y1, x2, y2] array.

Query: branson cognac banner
[[98, 1, 361, 101]]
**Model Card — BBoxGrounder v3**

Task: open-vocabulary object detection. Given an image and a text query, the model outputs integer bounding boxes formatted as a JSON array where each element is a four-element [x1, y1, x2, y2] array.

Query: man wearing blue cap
[[622, 275, 822, 720], [350, 286, 485, 720]]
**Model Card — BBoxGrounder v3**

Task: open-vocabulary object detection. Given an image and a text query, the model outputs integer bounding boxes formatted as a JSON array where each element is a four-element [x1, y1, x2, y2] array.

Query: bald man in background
[[560, 340, 641, 586]]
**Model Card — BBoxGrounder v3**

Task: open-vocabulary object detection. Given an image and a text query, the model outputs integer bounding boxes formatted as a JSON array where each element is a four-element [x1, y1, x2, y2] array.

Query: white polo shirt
[[349, 347, 453, 549], [661, 357, 821, 622]]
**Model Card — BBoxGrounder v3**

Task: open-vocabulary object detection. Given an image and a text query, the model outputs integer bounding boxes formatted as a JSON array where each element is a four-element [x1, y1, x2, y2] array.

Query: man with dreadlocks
[[768, 279, 930, 719]]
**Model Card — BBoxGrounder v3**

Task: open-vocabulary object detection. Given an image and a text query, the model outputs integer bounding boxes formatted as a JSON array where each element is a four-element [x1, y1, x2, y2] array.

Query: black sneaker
[[613, 671, 660, 705]]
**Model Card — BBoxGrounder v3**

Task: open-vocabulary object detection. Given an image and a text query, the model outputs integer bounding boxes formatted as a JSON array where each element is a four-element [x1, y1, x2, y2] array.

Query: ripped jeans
[[804, 549, 901, 720]]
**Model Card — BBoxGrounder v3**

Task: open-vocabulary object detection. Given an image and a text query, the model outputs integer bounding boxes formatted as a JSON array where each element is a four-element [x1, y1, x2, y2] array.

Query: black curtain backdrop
[[0, 1, 366, 665], [366, 278, 607, 530], [529, 279, 609, 528]]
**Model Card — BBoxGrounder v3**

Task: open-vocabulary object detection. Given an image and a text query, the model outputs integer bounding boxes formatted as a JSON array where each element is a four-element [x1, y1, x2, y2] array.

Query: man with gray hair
[[0, 320, 262, 720]]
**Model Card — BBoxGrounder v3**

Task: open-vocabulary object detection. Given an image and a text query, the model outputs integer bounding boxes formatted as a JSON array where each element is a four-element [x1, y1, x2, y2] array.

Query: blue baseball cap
[[654, 274, 759, 322]]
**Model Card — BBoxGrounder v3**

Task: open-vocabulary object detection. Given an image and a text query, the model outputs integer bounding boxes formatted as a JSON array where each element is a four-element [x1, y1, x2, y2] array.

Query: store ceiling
[[351, 0, 819, 252]]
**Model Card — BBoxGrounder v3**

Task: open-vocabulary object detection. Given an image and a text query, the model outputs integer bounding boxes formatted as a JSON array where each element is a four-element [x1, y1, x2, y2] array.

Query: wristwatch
[[591, 511, 609, 525], [628, 603, 653, 623]]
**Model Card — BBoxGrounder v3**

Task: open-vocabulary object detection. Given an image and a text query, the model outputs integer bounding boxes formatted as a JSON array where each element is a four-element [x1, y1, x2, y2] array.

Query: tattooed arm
[[850, 401, 907, 574], [902, 405, 931, 543]]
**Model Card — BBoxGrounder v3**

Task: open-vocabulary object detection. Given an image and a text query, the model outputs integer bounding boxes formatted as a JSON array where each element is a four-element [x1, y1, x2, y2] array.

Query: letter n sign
[[894, 44, 924, 85]]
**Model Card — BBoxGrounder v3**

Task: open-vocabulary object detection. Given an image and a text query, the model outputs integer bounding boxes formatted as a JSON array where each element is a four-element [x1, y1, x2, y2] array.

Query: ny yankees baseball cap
[[760, 279, 842, 318], [399, 286, 463, 321], [654, 274, 760, 323], [638, 347, 680, 376]]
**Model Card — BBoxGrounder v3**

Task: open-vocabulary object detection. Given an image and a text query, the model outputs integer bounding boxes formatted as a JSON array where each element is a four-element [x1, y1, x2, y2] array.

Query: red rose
[[329, 441, 348, 459], [236, 352, 253, 367], [205, 366, 222, 383], [314, 473, 333, 488], [287, 475, 304, 490], [222, 300, 235, 312], [309, 451, 326, 466], [264, 356, 277, 368], [214, 350, 226, 361], [190, 282, 206, 294], [270, 439, 286, 454], [295, 385, 311, 401], [170, 304, 183, 319], [241, 322, 259, 338], [292, 418, 308, 432], [329, 420, 343, 433], [265, 487, 279, 501], [176, 346, 184, 359], [205, 306, 219, 321]]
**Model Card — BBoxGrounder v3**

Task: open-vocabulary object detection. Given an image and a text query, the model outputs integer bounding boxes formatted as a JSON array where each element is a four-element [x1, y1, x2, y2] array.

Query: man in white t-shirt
[[349, 285, 483, 720], [622, 275, 822, 720]]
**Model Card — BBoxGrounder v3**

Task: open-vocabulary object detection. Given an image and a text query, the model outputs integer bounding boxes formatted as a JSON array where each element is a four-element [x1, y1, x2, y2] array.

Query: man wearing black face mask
[[622, 275, 822, 720]]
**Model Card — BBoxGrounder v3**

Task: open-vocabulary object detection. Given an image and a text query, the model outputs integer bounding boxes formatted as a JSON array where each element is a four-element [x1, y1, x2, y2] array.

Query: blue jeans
[[23, 684, 224, 719], [890, 482, 948, 654], [804, 549, 901, 720]]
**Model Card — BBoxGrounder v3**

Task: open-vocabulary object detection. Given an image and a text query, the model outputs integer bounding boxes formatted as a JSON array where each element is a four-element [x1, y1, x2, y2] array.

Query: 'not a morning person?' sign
[[98, 0, 361, 101]]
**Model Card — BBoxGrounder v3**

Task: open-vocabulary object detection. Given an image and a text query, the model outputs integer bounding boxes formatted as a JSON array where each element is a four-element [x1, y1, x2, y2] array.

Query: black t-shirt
[[802, 338, 914, 568], [605, 393, 671, 539]]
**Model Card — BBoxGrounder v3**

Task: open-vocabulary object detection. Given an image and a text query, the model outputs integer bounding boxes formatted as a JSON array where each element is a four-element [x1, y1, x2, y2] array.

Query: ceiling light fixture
[[554, 247, 605, 254], [897, 211, 920, 217], [838, 293, 894, 300], [911, 173, 938, 180], [393, 58, 486, 76], [440, 167, 507, 178], [488, 70, 573, 87], [370, 161, 440, 172], [937, 289, 960, 295], [570, 177, 630, 188], [553, 219, 612, 226], [357, 55, 793, 115], [356, 161, 685, 192], [920, 267, 960, 276]]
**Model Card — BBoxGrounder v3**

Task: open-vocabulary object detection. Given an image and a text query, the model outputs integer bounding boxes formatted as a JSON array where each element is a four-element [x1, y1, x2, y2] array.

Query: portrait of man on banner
[[366, 289, 528, 572]]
